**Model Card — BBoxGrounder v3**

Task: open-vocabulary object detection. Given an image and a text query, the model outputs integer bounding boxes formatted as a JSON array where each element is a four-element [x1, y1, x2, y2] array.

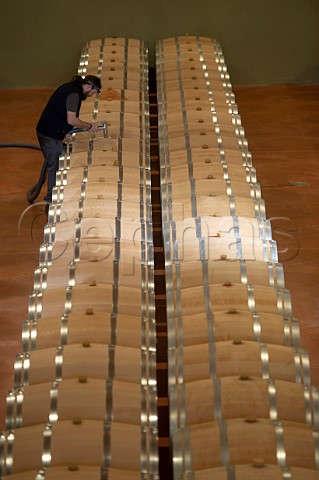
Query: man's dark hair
[[70, 75, 102, 92]]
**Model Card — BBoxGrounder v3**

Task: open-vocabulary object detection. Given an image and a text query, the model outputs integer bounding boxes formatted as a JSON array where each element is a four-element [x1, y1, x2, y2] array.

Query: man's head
[[70, 75, 102, 99], [83, 75, 102, 97]]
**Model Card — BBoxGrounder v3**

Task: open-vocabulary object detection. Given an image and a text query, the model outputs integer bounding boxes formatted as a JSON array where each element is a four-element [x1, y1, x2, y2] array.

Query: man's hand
[[89, 123, 100, 132]]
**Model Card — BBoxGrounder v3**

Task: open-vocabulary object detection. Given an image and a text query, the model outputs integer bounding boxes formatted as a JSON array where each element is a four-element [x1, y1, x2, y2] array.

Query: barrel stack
[[156, 35, 319, 479], [0, 38, 158, 479]]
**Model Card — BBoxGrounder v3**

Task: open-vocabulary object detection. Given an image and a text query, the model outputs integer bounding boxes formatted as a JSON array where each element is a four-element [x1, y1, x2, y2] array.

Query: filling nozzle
[[95, 120, 108, 137]]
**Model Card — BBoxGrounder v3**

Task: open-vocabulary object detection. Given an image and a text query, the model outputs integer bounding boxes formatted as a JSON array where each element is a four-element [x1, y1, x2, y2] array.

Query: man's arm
[[66, 92, 99, 132], [67, 111, 99, 132]]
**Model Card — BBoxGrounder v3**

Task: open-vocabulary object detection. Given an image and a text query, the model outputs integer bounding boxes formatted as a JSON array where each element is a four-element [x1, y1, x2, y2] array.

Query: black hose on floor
[[0, 143, 41, 151], [0, 142, 45, 202]]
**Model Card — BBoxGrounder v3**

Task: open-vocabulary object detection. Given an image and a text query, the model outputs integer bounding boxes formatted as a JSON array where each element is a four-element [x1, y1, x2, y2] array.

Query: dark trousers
[[37, 132, 64, 202]]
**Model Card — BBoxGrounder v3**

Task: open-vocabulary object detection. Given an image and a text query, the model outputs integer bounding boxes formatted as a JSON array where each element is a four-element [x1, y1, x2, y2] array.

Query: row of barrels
[[156, 36, 319, 479], [0, 39, 159, 479]]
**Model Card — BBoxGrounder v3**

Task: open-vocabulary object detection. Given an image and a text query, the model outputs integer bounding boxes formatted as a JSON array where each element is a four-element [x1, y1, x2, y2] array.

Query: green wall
[[1, 0, 318, 88]]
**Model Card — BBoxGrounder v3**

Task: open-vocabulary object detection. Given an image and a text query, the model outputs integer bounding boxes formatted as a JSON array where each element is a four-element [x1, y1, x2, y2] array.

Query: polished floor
[[0, 85, 318, 431]]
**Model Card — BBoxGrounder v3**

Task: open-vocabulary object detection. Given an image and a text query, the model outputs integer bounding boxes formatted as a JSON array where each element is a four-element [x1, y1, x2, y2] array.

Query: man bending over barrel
[[33, 75, 102, 207]]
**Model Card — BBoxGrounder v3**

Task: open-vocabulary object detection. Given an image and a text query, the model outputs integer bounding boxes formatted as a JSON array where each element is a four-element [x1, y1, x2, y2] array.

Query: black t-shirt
[[37, 82, 83, 140]]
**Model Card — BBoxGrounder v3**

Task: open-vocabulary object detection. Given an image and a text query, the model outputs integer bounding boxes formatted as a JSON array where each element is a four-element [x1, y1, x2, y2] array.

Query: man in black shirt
[[36, 75, 102, 204]]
